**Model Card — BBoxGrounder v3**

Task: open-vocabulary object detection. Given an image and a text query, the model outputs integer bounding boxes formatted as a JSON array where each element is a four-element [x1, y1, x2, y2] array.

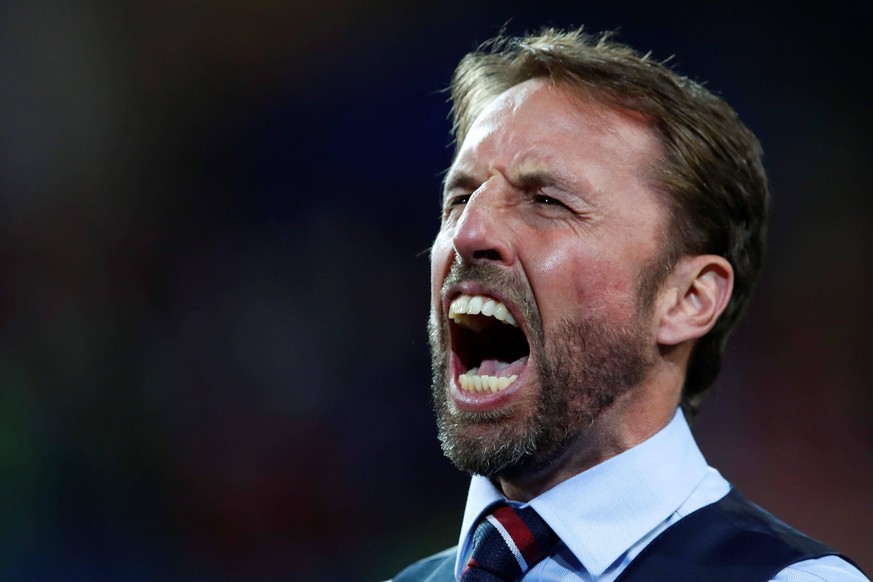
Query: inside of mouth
[[452, 315, 529, 376]]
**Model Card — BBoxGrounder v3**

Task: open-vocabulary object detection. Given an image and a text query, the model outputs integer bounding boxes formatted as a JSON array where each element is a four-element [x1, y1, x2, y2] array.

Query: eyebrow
[[442, 168, 577, 201], [505, 168, 579, 201], [512, 169, 560, 190], [442, 171, 479, 197]]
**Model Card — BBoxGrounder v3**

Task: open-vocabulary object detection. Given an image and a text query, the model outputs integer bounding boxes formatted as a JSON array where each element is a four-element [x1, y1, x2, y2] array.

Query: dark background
[[1, 1, 870, 580]]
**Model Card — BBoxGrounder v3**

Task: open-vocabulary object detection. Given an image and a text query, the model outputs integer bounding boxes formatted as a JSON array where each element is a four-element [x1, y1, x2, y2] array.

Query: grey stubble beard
[[429, 261, 658, 481]]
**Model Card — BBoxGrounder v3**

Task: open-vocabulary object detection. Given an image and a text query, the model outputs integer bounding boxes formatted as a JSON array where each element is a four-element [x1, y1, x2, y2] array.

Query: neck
[[495, 371, 681, 502]]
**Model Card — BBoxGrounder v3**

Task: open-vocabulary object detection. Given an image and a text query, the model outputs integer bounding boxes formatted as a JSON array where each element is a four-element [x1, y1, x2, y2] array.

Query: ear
[[656, 255, 734, 346]]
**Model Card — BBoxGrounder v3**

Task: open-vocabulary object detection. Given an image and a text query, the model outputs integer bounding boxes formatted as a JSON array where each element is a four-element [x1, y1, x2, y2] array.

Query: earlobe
[[656, 255, 734, 346]]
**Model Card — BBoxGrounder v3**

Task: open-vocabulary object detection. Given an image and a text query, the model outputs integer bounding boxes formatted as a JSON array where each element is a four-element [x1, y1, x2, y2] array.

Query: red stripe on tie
[[492, 506, 545, 568], [461, 558, 479, 577]]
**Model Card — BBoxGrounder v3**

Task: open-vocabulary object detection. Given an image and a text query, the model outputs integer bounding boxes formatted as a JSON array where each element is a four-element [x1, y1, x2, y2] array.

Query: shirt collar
[[455, 408, 709, 578]]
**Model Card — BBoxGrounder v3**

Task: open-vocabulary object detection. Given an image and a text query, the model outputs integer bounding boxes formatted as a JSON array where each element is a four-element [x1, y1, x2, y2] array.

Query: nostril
[[472, 249, 501, 261]]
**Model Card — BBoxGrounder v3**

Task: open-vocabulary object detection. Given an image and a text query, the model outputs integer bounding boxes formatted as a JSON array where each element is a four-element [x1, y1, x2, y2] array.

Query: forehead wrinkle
[[452, 79, 665, 214], [451, 112, 571, 193], [455, 79, 547, 161], [554, 84, 665, 193]]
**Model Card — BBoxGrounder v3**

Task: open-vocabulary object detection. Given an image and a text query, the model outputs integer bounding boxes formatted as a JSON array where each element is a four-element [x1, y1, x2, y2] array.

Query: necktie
[[460, 502, 559, 581]]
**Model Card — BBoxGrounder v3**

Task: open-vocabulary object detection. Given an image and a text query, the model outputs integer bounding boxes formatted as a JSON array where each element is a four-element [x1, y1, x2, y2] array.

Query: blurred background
[[1, 1, 870, 580]]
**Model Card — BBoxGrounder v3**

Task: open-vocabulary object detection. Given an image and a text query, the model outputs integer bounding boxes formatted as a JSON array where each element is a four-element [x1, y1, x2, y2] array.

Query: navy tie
[[460, 503, 559, 581]]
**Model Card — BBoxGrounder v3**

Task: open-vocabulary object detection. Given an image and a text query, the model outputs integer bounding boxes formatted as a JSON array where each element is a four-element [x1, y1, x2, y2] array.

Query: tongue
[[476, 356, 528, 377]]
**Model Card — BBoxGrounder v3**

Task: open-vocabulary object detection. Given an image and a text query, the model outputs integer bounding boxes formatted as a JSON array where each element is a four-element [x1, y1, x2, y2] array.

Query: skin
[[430, 79, 733, 501]]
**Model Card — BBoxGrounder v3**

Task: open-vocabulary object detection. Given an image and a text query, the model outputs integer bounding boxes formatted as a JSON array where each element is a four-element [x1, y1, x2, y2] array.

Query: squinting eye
[[443, 195, 470, 214], [533, 194, 566, 208]]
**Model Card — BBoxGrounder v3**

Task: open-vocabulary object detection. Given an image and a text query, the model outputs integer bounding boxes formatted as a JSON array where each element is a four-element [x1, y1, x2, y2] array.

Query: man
[[390, 27, 867, 582]]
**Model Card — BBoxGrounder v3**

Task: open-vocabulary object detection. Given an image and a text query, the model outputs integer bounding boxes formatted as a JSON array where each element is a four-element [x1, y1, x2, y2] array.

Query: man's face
[[429, 79, 672, 479]]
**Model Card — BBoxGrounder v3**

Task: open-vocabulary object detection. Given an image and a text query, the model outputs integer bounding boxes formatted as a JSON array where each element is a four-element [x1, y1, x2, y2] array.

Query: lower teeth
[[458, 373, 518, 393]]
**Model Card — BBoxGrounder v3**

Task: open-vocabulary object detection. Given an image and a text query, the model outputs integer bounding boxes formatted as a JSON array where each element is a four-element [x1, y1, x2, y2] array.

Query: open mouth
[[448, 294, 530, 394]]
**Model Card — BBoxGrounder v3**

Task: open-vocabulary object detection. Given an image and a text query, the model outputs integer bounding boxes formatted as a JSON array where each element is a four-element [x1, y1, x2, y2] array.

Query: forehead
[[449, 78, 661, 189]]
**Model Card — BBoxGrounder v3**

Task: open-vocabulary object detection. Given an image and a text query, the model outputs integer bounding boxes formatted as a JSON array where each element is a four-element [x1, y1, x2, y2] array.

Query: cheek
[[430, 232, 454, 300], [529, 247, 640, 326]]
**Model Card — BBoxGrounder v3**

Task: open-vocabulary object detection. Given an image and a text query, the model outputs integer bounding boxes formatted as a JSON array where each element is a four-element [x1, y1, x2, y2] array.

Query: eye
[[449, 194, 470, 207], [532, 193, 570, 209], [442, 194, 470, 217]]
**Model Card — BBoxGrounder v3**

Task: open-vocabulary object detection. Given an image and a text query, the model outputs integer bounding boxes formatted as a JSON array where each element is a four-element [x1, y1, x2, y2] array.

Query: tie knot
[[461, 503, 559, 581]]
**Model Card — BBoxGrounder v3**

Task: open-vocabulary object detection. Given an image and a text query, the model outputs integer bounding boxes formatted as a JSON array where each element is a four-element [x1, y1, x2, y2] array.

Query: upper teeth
[[449, 294, 517, 327]]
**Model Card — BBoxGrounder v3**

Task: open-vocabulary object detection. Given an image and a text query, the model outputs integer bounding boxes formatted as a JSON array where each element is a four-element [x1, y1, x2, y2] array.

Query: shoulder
[[705, 490, 835, 554], [617, 489, 866, 581], [772, 556, 870, 582], [692, 490, 868, 580], [389, 546, 457, 582]]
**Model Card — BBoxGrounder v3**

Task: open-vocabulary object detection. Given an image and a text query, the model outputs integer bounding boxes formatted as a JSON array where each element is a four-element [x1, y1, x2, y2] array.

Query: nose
[[452, 182, 515, 267]]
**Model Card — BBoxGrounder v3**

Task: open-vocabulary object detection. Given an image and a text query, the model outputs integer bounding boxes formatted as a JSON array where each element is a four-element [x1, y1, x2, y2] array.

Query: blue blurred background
[[1, 1, 870, 580]]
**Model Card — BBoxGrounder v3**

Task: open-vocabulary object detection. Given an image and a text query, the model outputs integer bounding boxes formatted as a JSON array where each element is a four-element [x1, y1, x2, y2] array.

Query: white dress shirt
[[455, 409, 867, 581]]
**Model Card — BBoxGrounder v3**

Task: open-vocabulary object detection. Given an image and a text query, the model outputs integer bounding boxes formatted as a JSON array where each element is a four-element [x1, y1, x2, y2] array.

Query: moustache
[[441, 259, 524, 297]]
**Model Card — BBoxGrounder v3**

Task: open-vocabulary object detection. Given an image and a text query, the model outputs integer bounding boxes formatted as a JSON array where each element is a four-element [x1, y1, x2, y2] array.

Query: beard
[[429, 260, 662, 480]]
